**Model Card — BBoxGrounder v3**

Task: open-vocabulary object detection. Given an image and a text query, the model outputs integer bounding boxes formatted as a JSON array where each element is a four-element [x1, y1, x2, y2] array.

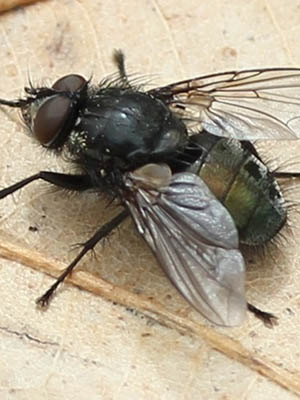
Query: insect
[[0, 50, 300, 327]]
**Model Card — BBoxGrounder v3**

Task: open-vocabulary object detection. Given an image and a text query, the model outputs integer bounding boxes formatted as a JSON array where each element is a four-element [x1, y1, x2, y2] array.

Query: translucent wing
[[124, 164, 247, 326], [148, 68, 300, 140]]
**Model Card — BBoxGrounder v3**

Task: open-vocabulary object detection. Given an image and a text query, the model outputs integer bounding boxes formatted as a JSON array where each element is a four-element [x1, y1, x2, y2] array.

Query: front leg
[[0, 171, 94, 199]]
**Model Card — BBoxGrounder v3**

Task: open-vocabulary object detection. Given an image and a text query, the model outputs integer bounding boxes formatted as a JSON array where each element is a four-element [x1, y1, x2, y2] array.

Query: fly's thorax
[[190, 133, 287, 246], [68, 90, 188, 170]]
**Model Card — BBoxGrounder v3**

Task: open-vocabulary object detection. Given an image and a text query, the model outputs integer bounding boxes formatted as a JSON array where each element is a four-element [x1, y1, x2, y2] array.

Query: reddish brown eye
[[32, 75, 87, 148], [52, 74, 87, 92], [33, 95, 72, 146]]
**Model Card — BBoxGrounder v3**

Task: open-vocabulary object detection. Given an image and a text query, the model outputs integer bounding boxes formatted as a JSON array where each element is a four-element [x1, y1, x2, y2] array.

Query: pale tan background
[[1, 0, 300, 399]]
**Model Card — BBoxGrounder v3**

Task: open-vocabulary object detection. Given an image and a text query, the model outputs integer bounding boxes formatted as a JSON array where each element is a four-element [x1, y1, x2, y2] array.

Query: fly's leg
[[36, 209, 129, 307], [247, 303, 278, 328], [0, 171, 130, 306], [0, 87, 56, 108], [0, 172, 94, 198], [273, 171, 300, 178]]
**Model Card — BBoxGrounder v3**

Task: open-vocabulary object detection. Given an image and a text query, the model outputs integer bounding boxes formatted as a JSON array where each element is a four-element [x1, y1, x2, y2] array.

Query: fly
[[1, 50, 300, 327]]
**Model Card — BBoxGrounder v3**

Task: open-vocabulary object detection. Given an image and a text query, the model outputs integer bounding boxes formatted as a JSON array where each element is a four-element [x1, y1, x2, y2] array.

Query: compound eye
[[52, 74, 87, 92], [33, 95, 72, 146]]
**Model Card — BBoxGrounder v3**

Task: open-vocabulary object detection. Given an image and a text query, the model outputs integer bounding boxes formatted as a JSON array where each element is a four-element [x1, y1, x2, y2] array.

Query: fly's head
[[20, 74, 88, 150]]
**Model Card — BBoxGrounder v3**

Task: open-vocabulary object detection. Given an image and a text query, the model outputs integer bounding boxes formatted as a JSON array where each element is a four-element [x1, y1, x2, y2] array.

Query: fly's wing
[[148, 68, 300, 140], [125, 167, 246, 326]]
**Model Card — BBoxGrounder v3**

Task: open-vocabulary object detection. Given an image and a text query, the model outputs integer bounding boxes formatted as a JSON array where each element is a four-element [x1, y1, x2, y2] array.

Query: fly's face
[[0, 50, 300, 327], [20, 74, 88, 149]]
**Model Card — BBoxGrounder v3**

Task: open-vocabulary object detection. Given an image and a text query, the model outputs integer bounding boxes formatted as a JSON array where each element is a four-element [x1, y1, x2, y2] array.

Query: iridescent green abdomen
[[187, 133, 286, 246]]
